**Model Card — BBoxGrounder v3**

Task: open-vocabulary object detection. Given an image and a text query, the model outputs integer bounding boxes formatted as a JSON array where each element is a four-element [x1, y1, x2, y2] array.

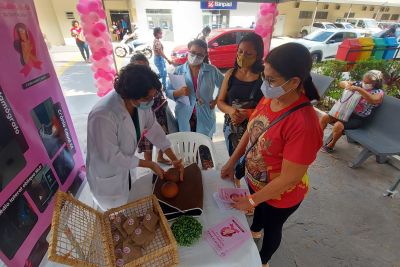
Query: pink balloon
[[94, 22, 106, 32], [92, 29, 101, 37], [76, 3, 89, 14], [88, 12, 99, 23], [87, 0, 99, 12], [92, 52, 103, 61], [98, 9, 106, 19], [95, 38, 105, 48]]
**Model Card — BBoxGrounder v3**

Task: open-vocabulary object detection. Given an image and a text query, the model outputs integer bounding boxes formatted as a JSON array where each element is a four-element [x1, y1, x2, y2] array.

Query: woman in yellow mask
[[217, 33, 264, 158]]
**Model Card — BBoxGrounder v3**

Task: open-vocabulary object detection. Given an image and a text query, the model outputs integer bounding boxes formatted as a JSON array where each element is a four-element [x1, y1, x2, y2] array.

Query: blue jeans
[[154, 55, 167, 90], [76, 40, 90, 61]]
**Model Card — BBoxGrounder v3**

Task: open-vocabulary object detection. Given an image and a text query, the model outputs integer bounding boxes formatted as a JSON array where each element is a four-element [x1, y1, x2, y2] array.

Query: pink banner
[[0, 0, 85, 266]]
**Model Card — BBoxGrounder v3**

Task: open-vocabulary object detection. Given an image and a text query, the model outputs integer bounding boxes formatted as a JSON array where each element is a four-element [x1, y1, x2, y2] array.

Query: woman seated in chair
[[320, 70, 384, 153]]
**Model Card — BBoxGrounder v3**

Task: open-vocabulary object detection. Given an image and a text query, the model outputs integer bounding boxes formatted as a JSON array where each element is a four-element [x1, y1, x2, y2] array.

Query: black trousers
[[249, 187, 301, 264]]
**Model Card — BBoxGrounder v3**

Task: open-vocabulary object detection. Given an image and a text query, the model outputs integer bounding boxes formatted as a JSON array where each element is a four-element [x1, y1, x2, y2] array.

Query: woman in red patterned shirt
[[221, 43, 323, 266]]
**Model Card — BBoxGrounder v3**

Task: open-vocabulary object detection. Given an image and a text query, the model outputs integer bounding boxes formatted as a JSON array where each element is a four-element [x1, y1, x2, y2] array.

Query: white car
[[334, 22, 368, 37], [294, 29, 362, 63], [300, 22, 337, 36], [345, 18, 381, 36]]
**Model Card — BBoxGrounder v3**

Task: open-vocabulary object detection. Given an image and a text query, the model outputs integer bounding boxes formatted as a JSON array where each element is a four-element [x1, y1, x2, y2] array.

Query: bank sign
[[200, 0, 237, 10]]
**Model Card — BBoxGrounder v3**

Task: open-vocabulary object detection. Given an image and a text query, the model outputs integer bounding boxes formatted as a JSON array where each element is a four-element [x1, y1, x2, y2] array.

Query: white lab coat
[[86, 91, 171, 210]]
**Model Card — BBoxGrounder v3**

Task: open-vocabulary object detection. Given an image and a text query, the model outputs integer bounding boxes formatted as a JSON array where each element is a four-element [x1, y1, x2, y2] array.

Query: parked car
[[300, 22, 337, 37], [294, 29, 361, 63], [345, 18, 381, 36], [334, 22, 367, 36], [171, 28, 254, 68]]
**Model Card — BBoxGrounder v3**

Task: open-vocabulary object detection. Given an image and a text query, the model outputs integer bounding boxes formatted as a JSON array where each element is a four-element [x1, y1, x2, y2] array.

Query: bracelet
[[247, 195, 256, 207]]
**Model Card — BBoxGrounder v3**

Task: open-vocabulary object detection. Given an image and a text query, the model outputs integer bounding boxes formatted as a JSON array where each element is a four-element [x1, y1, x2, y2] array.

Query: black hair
[[187, 39, 209, 64], [265, 42, 320, 101], [234, 32, 264, 74], [153, 27, 162, 38], [130, 53, 149, 65], [71, 20, 79, 27], [202, 26, 211, 35], [114, 64, 161, 100]]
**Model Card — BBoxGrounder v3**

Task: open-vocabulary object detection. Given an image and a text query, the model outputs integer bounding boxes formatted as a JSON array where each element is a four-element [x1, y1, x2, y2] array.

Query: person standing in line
[[153, 27, 172, 90], [70, 20, 90, 62], [221, 43, 323, 267], [217, 32, 264, 157]]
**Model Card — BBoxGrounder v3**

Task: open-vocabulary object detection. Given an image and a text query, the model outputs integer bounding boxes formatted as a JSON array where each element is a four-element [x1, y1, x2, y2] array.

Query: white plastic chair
[[166, 132, 218, 169]]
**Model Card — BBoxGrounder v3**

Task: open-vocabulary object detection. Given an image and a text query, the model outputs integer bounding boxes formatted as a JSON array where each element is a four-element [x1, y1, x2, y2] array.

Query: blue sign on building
[[200, 0, 237, 10]]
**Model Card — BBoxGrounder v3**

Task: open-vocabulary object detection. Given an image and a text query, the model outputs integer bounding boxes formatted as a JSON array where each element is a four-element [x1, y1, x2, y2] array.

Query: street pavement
[[45, 42, 400, 267]]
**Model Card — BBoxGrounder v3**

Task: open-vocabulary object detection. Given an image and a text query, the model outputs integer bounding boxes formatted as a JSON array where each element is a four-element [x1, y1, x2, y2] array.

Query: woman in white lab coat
[[86, 64, 183, 210]]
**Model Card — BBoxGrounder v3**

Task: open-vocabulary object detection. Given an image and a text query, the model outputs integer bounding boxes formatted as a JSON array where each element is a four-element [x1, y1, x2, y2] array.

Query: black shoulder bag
[[234, 102, 312, 179]]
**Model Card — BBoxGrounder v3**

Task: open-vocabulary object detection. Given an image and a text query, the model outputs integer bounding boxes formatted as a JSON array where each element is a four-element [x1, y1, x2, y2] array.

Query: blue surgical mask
[[137, 99, 154, 110], [260, 80, 291, 99]]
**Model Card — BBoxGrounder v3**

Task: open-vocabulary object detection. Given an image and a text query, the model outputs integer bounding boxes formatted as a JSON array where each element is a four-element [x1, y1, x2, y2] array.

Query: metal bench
[[345, 96, 400, 168]]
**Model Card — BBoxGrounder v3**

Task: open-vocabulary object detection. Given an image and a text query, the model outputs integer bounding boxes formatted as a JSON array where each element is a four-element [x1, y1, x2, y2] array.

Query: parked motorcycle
[[114, 33, 152, 58]]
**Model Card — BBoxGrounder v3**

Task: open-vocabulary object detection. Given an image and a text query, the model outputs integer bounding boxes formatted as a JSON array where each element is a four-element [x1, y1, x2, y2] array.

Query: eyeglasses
[[189, 51, 206, 57], [262, 73, 290, 88]]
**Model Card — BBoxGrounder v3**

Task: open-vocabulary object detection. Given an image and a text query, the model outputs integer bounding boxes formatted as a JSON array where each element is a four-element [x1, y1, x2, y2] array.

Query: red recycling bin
[[336, 38, 361, 63]]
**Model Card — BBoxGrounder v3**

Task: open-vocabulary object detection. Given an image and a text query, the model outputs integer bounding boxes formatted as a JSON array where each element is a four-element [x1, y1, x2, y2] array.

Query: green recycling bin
[[372, 38, 386, 60]]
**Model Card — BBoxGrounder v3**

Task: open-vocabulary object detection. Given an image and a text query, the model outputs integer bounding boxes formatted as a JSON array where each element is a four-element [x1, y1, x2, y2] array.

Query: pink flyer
[[205, 216, 251, 257]]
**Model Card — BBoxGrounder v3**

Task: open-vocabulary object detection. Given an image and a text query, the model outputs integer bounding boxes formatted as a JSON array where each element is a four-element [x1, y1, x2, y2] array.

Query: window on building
[[315, 11, 328, 20], [65, 12, 75, 20], [370, 6, 375, 11], [391, 14, 399, 21], [380, 7, 385, 12], [299, 11, 313, 19], [294, 1, 300, 8], [384, 7, 390, 12], [381, 13, 390, 20], [344, 12, 355, 18], [362, 6, 367, 11], [323, 4, 329, 10], [335, 4, 341, 10]]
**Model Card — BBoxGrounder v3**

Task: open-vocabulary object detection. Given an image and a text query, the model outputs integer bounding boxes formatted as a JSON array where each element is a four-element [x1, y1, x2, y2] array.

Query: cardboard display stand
[[0, 0, 85, 266]]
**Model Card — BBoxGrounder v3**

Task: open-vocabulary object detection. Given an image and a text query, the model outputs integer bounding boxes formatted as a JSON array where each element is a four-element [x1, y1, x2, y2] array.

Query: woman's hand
[[174, 86, 190, 98], [235, 109, 248, 124], [231, 196, 252, 211], [172, 159, 185, 181], [209, 99, 217, 109], [220, 161, 235, 180], [348, 85, 361, 92], [149, 162, 165, 179]]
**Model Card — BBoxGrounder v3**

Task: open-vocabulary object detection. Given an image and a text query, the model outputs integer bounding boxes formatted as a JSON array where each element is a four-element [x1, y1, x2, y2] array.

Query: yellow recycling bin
[[358, 37, 374, 61]]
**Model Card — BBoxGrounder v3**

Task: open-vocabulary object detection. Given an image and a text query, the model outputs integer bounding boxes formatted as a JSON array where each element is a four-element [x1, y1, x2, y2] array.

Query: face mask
[[236, 53, 256, 68], [260, 80, 292, 99], [361, 82, 373, 90], [137, 99, 154, 110], [188, 53, 205, 66]]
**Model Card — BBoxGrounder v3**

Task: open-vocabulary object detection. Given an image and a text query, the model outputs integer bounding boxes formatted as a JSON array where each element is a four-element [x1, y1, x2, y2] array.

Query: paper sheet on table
[[168, 73, 190, 106]]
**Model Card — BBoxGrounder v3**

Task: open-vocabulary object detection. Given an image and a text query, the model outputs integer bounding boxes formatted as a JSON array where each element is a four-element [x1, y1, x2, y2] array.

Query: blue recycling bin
[[383, 37, 399, 60]]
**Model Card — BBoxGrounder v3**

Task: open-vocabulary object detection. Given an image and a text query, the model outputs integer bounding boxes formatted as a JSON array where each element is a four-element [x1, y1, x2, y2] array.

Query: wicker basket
[[49, 191, 179, 267]]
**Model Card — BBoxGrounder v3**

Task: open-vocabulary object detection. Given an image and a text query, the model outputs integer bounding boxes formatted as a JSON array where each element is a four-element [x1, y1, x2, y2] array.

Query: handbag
[[235, 102, 312, 179], [328, 89, 361, 122]]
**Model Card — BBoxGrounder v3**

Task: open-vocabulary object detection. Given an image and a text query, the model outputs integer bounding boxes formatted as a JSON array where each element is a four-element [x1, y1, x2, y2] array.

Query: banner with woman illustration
[[0, 0, 85, 266]]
